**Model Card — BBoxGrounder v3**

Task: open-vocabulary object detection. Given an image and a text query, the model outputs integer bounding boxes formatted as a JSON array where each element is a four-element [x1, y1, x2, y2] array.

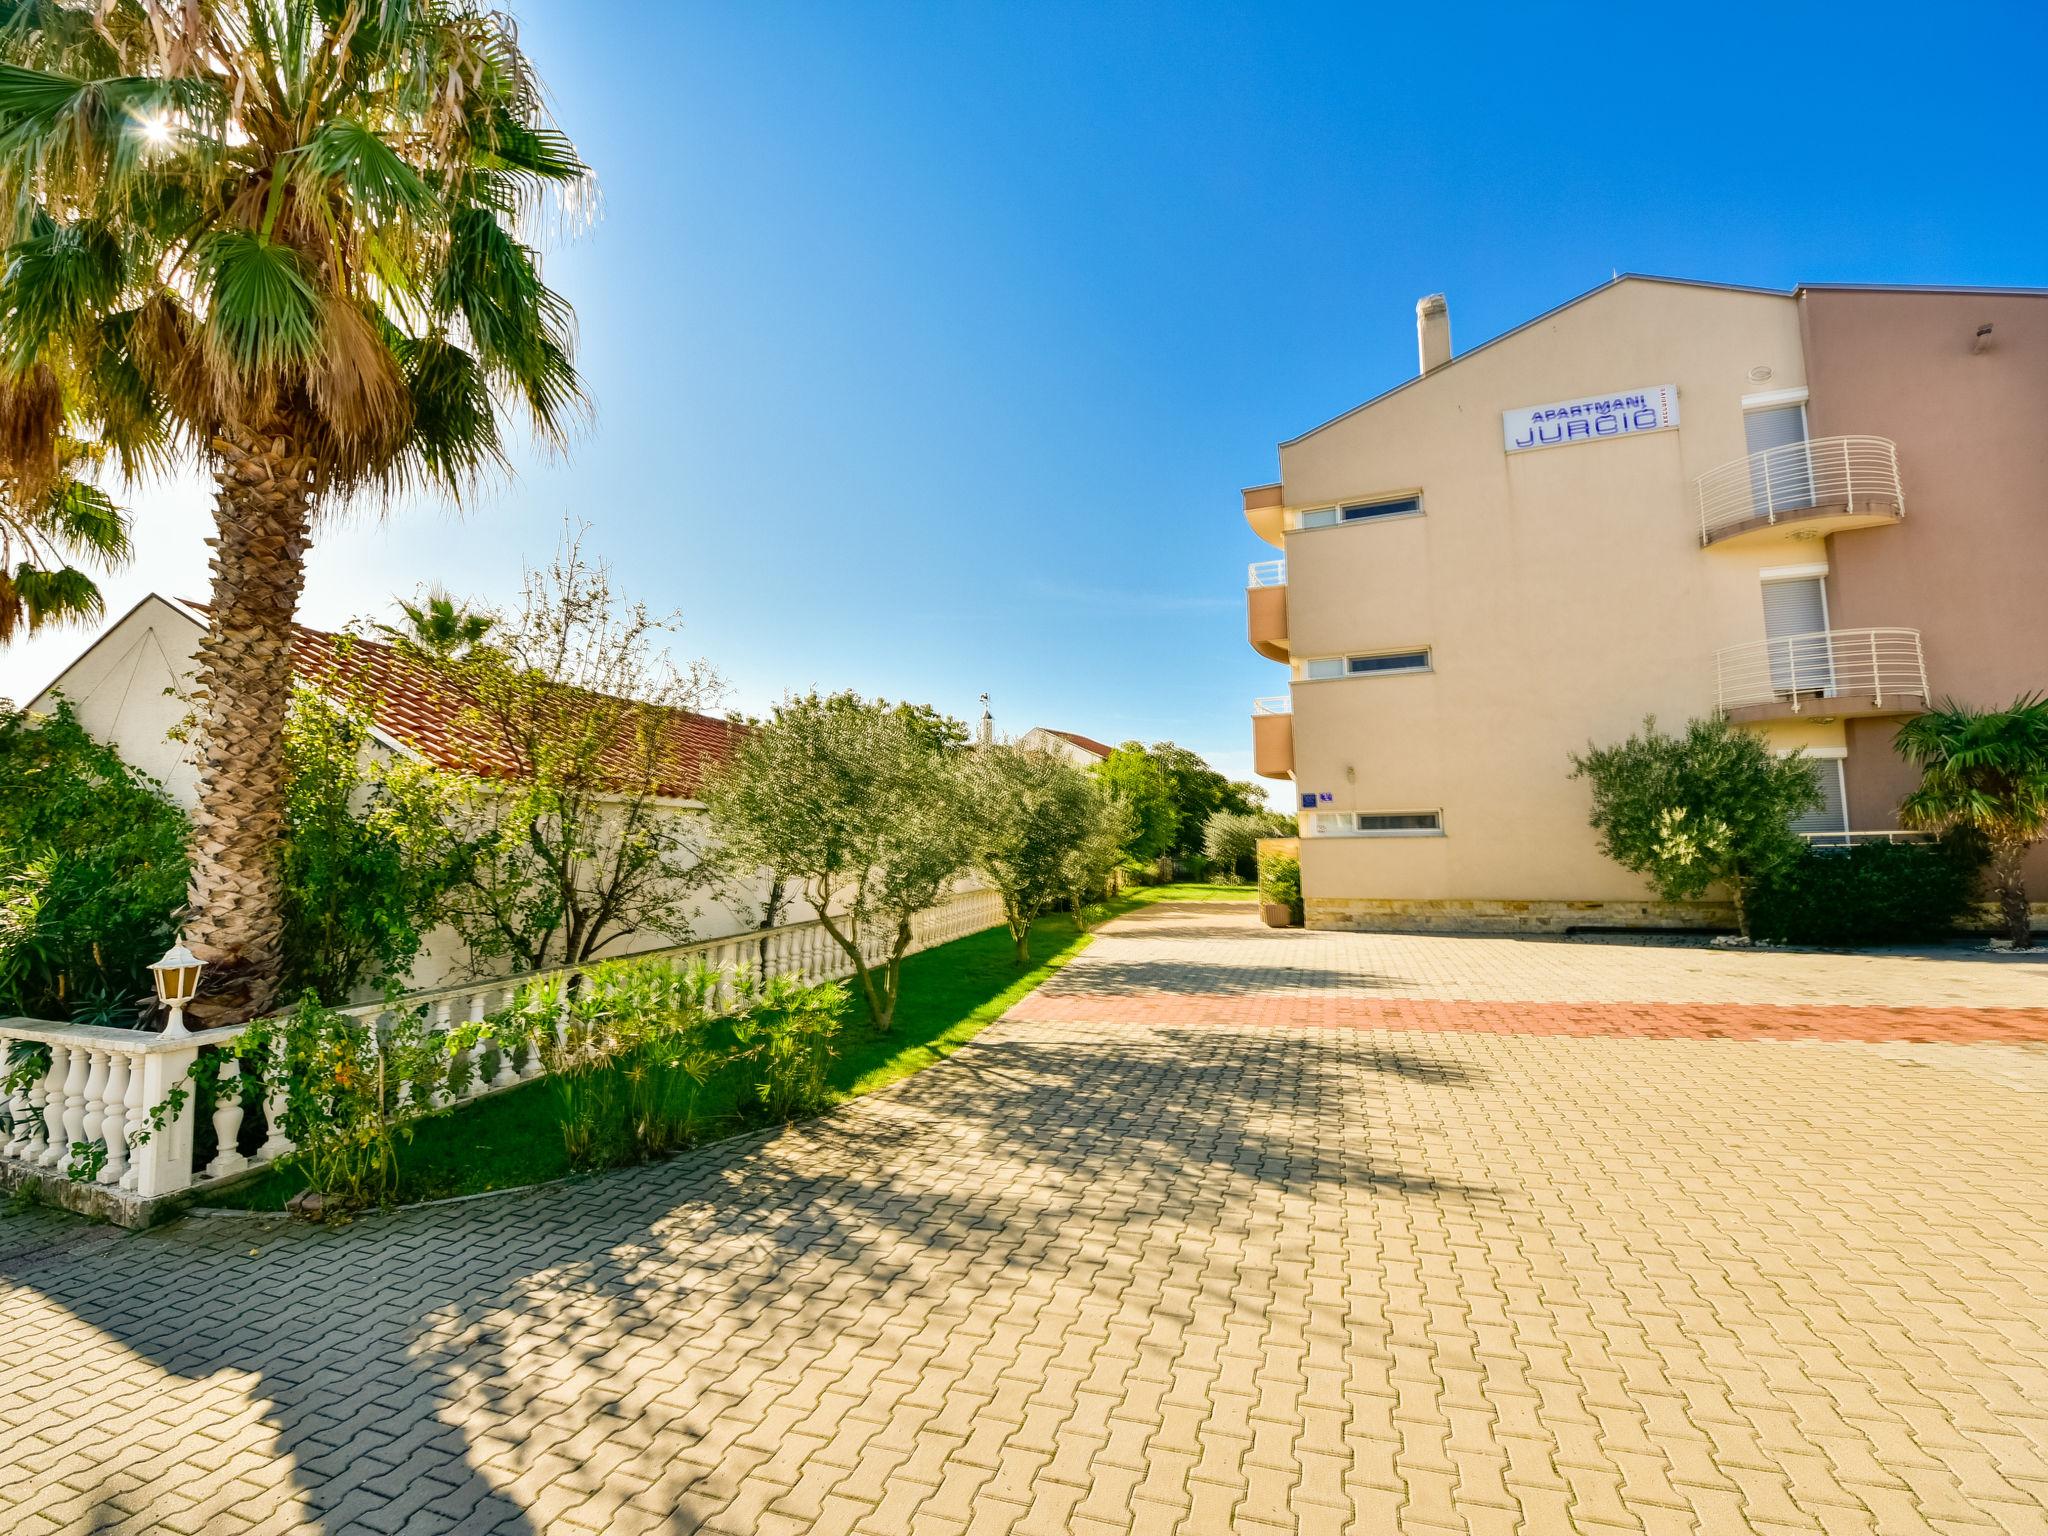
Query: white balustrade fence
[[1694, 435, 1903, 544], [1252, 695, 1292, 716], [1247, 558, 1286, 588], [0, 886, 1005, 1219], [1714, 627, 1928, 716]]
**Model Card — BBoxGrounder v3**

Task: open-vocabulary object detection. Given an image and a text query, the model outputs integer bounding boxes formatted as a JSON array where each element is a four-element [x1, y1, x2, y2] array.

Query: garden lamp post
[[149, 943, 206, 1038]]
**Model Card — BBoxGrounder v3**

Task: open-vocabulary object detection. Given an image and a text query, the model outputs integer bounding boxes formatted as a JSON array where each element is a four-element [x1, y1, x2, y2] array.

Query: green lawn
[[194, 890, 1240, 1213]]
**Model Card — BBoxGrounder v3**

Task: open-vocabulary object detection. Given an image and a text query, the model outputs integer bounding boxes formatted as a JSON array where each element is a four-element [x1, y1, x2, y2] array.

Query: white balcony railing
[[1800, 830, 1937, 849], [1715, 627, 1928, 715], [0, 887, 1007, 1221], [1247, 558, 1286, 588], [1694, 435, 1903, 543], [1252, 695, 1292, 715]]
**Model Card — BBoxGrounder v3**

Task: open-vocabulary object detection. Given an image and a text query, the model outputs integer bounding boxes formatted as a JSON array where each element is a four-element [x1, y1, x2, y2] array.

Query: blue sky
[[6, 0, 2043, 794]]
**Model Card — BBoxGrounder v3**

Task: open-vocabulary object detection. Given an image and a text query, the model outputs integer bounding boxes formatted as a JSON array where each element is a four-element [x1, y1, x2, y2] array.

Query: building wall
[[1802, 288, 2048, 891], [1274, 279, 1841, 924], [30, 595, 203, 806]]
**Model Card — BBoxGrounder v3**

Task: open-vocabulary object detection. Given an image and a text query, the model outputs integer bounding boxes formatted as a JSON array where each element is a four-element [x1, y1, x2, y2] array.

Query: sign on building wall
[[1502, 384, 1678, 453]]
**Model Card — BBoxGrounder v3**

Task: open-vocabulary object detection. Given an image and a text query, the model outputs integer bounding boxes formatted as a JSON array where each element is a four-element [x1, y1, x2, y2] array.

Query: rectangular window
[[1303, 648, 1432, 680], [1295, 493, 1422, 529], [1348, 649, 1430, 675], [1312, 811, 1444, 837]]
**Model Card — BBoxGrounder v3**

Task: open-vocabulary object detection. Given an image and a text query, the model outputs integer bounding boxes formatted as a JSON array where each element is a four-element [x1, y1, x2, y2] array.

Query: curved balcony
[[1252, 695, 1294, 779], [1247, 559, 1288, 662], [1243, 483, 1285, 548], [1716, 627, 1929, 723], [1695, 436, 1905, 547]]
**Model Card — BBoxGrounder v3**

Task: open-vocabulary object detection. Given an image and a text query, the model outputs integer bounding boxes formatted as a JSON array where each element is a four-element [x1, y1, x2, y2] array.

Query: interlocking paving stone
[[2, 901, 2045, 1533]]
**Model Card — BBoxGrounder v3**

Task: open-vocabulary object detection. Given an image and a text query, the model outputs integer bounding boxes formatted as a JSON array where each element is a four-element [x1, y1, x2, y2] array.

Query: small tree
[[1570, 716, 1820, 937], [1896, 694, 2048, 948], [966, 745, 1103, 962], [1064, 793, 1135, 930], [405, 534, 726, 971], [1097, 742, 1178, 865], [1203, 808, 1295, 881], [706, 692, 970, 1030], [1148, 742, 1263, 863]]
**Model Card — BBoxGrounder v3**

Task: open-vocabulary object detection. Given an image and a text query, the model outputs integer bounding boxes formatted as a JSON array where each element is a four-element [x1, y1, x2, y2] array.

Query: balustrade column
[[4, 1055, 31, 1159], [45, 1043, 83, 1168], [24, 1048, 56, 1164], [97, 1053, 131, 1187], [76, 1049, 109, 1179], [207, 1057, 248, 1179], [259, 1035, 295, 1160], [118, 1059, 147, 1192], [489, 989, 521, 1089]]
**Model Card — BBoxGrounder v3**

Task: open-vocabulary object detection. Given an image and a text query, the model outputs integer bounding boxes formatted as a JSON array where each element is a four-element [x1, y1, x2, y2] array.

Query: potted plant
[[1258, 851, 1303, 928]]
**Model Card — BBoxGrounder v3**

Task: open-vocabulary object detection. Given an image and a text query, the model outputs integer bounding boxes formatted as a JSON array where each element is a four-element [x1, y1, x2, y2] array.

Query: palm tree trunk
[[1993, 842, 2034, 949], [184, 423, 317, 1026]]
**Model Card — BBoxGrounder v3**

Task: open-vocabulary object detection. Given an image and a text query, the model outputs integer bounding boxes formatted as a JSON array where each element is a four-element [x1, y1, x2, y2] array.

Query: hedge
[[1746, 836, 1984, 948]]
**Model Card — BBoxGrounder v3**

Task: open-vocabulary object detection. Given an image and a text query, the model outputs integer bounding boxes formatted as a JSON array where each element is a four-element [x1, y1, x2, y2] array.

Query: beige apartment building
[[1244, 276, 2047, 932]]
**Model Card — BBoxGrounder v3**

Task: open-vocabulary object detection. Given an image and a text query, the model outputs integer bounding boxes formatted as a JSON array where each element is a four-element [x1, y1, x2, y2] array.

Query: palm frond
[[194, 227, 322, 377]]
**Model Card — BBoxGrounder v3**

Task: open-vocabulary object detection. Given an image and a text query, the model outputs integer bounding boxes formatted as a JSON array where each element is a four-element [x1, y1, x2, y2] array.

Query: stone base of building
[[1305, 897, 1737, 935]]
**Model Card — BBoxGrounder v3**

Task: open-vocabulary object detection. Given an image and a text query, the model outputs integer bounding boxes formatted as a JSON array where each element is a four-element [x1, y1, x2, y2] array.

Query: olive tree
[[966, 744, 1112, 962], [705, 693, 970, 1030], [1570, 715, 1821, 938]]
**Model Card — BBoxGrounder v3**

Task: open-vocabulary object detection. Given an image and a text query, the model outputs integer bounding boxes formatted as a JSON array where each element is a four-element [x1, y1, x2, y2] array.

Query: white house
[[29, 594, 796, 990]]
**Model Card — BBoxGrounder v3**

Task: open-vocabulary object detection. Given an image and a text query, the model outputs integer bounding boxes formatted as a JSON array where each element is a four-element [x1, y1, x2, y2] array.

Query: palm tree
[[0, 1, 587, 1021], [1897, 695, 2048, 949], [0, 436, 131, 640], [376, 587, 491, 658]]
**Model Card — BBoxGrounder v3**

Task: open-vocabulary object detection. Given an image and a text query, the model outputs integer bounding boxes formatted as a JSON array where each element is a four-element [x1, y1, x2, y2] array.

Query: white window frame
[[1301, 647, 1433, 681], [1311, 810, 1446, 838], [1290, 491, 1425, 532]]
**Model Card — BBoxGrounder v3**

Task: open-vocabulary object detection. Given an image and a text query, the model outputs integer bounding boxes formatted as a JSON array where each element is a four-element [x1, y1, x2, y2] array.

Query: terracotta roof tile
[[200, 609, 741, 799]]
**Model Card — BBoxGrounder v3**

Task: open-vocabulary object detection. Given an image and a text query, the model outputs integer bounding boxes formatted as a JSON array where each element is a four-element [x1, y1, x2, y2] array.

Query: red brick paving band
[[1008, 991, 2048, 1044]]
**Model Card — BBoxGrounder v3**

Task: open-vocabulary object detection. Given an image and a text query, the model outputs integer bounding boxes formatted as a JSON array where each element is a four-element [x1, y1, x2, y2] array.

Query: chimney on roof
[[1416, 293, 1451, 375]]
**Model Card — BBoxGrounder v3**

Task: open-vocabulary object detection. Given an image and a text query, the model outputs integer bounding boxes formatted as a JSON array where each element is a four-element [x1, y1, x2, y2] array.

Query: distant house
[[28, 594, 788, 988], [1017, 728, 1113, 766]]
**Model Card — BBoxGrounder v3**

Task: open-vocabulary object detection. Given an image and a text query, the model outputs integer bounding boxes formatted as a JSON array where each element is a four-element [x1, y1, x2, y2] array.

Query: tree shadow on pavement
[[0, 1017, 1495, 1535]]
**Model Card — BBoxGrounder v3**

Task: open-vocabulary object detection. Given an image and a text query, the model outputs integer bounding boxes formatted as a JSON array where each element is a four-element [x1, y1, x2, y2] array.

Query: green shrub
[[1258, 851, 1303, 924], [0, 703, 189, 1023], [1746, 835, 1985, 947]]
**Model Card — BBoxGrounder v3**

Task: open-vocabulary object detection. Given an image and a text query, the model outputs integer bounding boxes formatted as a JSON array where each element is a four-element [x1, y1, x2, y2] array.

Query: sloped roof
[[195, 604, 743, 800], [1043, 729, 1112, 759]]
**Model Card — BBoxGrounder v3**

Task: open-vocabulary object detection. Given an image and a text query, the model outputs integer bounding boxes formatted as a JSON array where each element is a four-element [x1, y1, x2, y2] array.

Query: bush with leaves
[[1746, 835, 1986, 948], [1570, 716, 1821, 937], [0, 703, 188, 1022], [1203, 808, 1296, 881], [279, 686, 462, 1003], [1896, 694, 2048, 948], [1258, 850, 1303, 924]]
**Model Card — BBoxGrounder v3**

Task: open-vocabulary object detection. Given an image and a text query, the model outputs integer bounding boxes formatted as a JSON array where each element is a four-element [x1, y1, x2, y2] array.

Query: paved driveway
[[4, 903, 2047, 1535]]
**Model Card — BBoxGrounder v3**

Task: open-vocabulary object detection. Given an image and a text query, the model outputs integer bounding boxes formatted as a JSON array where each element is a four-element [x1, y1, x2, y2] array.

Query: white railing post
[[1891, 440, 1904, 517], [1842, 437, 1853, 510], [96, 1051, 130, 1186], [206, 1056, 248, 1180], [1870, 631, 1883, 707], [259, 1035, 295, 1160], [1760, 449, 1775, 522], [131, 1040, 201, 1200]]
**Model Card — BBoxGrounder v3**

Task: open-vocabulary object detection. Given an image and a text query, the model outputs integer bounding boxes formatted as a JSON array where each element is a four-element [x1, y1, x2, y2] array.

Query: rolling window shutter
[[1789, 760, 1848, 835], [1761, 577, 1826, 641], [1744, 404, 1808, 457]]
